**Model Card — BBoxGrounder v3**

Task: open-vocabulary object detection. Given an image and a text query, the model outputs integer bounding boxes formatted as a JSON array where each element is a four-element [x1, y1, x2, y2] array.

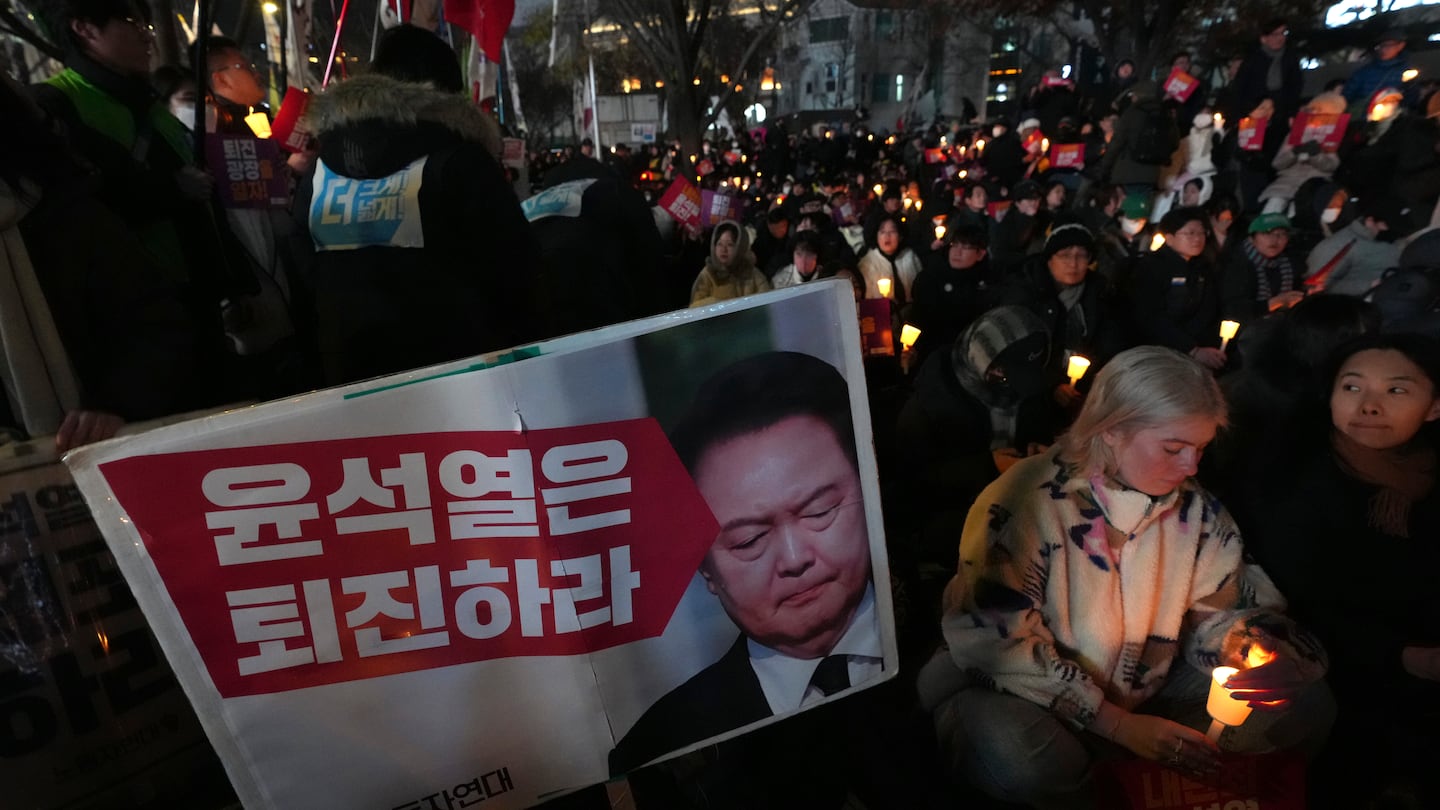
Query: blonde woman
[[919, 345, 1332, 809]]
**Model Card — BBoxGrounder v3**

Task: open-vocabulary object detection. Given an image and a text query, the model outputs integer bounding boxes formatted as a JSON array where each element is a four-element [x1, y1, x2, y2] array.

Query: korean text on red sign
[[95, 420, 719, 698]]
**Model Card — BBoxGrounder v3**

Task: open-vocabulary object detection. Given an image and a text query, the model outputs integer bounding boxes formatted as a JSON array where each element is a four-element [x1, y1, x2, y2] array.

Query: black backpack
[[1368, 266, 1440, 338], [1131, 105, 1179, 166]]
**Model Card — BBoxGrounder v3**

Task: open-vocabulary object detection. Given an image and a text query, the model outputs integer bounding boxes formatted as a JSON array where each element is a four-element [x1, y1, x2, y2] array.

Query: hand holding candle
[[1219, 319, 1240, 352], [1066, 354, 1091, 386]]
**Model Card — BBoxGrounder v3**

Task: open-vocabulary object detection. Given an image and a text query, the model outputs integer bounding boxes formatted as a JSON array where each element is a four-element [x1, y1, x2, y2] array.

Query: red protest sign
[[1049, 143, 1085, 170], [270, 87, 313, 154], [97, 420, 719, 699], [1238, 117, 1268, 151], [696, 159, 715, 177], [1163, 68, 1199, 102], [858, 299, 894, 357], [1287, 112, 1350, 151], [658, 176, 703, 228], [206, 136, 289, 209], [1096, 751, 1306, 810]]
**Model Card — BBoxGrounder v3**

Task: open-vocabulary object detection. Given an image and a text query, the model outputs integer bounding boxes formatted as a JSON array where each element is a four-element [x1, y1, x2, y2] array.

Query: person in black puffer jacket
[[296, 26, 546, 386]]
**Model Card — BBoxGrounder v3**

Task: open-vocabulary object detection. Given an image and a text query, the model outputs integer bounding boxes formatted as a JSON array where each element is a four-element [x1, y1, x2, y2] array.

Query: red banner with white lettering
[[658, 176, 703, 229], [1049, 143, 1085, 170], [1163, 68, 1199, 102], [98, 420, 717, 698], [1286, 112, 1350, 152], [1238, 117, 1268, 152]]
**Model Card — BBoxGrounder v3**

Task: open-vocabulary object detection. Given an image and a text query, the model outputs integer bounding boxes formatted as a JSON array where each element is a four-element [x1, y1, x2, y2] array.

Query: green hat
[[1248, 212, 1292, 234], [1120, 193, 1149, 220]]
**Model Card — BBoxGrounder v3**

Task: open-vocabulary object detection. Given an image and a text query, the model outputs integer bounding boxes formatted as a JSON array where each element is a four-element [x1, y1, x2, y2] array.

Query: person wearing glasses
[[32, 1, 256, 409], [907, 223, 1001, 370], [999, 219, 1129, 410], [201, 36, 267, 135], [1125, 206, 1228, 371], [1224, 19, 1303, 133]]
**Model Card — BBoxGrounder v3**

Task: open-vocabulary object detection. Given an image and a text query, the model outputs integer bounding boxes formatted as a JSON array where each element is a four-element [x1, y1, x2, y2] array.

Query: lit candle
[[1066, 355, 1091, 386], [900, 324, 921, 349], [935, 224, 946, 241], [873, 183, 884, 197], [914, 199, 922, 211], [1213, 112, 1224, 130], [976, 138, 986, 152], [1040, 137, 1050, 153], [1219, 320, 1240, 352], [1150, 232, 1166, 251], [1205, 666, 1253, 743], [244, 112, 272, 138], [877, 277, 892, 298]]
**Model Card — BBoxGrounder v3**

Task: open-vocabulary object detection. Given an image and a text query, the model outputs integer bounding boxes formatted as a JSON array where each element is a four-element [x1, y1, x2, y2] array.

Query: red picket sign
[[1163, 68, 1200, 103], [1286, 112, 1350, 152], [658, 176, 703, 229], [1238, 117, 1268, 152], [270, 87, 313, 154], [1050, 143, 1085, 170]]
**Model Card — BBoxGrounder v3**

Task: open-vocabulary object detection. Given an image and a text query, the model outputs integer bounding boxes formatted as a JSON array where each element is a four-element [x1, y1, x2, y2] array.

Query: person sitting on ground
[[769, 230, 824, 289], [920, 344, 1334, 810], [907, 223, 1001, 369], [1237, 333, 1440, 810], [1219, 212, 1306, 322], [1258, 92, 1346, 216], [690, 219, 770, 307], [1202, 293, 1381, 517], [990, 179, 1045, 275], [859, 211, 923, 303], [1304, 194, 1406, 298], [998, 218, 1130, 411], [892, 305, 1062, 567], [1126, 206, 1227, 371]]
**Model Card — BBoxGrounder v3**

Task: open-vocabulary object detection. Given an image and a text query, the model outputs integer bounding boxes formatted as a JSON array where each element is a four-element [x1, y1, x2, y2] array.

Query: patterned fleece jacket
[[938, 448, 1327, 735]]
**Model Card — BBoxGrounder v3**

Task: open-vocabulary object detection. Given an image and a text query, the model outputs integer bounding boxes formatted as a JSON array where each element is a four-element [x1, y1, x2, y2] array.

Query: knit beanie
[[952, 305, 1052, 408], [1043, 221, 1097, 259]]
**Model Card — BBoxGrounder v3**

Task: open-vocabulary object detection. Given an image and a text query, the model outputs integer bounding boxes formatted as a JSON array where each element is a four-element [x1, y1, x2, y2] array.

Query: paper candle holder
[[899, 324, 921, 350], [1205, 666, 1252, 742], [1066, 355, 1091, 386]]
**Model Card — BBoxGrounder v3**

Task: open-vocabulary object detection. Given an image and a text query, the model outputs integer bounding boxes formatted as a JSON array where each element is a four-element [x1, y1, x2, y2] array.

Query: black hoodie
[[297, 74, 545, 386]]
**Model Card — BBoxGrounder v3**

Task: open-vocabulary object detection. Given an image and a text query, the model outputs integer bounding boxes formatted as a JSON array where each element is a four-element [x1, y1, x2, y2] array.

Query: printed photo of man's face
[[695, 412, 870, 660]]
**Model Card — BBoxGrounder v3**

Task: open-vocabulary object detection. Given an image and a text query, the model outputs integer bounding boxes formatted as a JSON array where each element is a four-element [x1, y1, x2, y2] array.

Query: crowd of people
[[3, 2, 1439, 808]]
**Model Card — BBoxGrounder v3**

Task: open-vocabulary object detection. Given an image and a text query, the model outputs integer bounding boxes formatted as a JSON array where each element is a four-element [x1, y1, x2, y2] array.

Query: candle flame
[[1150, 232, 1166, 251], [1219, 320, 1241, 340], [876, 278, 892, 297]]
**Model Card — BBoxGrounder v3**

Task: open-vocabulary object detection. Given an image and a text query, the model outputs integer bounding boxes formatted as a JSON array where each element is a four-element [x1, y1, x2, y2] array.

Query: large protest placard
[[64, 282, 898, 809]]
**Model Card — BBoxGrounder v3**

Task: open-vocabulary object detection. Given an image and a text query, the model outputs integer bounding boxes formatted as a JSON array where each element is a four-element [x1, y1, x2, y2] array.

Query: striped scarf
[[1242, 239, 1294, 302]]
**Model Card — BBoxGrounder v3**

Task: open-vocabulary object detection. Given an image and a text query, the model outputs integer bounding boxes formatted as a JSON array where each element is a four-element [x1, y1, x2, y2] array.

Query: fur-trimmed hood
[[302, 73, 503, 179]]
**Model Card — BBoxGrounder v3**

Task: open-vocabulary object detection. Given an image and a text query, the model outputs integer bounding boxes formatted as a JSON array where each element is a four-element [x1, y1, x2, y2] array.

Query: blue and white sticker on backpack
[[310, 157, 427, 251]]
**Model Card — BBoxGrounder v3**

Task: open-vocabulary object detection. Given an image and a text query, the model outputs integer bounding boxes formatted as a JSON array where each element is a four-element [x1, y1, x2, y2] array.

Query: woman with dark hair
[[1202, 293, 1382, 509], [689, 220, 769, 306], [1239, 333, 1440, 810], [858, 210, 922, 303], [1125, 206, 1226, 370]]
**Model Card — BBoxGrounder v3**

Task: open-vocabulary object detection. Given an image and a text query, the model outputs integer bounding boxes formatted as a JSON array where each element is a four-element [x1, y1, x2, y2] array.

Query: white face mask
[[170, 103, 195, 128], [992, 126, 1005, 138], [1321, 207, 1341, 224], [1120, 217, 1145, 236]]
